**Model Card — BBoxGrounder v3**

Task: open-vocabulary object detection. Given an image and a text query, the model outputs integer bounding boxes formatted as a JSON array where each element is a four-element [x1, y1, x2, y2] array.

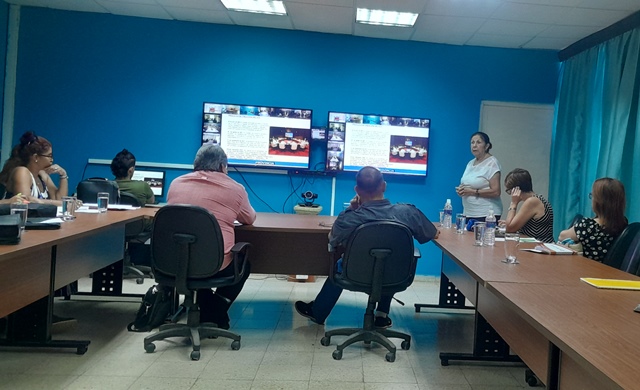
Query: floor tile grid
[[0, 276, 534, 390]]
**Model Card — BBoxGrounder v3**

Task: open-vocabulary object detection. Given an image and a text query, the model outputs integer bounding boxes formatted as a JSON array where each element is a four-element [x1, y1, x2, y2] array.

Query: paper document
[[520, 242, 576, 255], [581, 278, 640, 290]]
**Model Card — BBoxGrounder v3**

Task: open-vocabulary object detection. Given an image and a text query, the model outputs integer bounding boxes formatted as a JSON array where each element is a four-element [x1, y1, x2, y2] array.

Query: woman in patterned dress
[[503, 168, 554, 243], [558, 178, 627, 261]]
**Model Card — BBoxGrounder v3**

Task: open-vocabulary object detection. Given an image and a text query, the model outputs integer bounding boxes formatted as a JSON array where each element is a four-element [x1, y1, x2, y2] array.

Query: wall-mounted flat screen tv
[[202, 102, 313, 170], [326, 112, 430, 176]]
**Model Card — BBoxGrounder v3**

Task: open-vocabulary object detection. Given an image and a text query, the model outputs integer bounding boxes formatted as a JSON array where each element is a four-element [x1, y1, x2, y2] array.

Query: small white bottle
[[484, 208, 496, 246], [443, 199, 453, 228]]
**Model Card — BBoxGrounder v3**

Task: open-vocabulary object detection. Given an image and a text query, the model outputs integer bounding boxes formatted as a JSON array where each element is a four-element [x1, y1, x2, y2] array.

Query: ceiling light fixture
[[221, 0, 287, 15], [356, 8, 418, 27]]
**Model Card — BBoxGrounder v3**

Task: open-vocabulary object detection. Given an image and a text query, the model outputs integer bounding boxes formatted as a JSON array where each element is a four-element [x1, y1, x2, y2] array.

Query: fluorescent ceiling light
[[356, 8, 418, 27], [221, 0, 287, 15]]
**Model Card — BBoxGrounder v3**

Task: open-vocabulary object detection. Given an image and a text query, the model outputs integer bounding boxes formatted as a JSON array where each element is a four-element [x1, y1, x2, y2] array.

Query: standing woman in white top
[[0, 131, 69, 205], [455, 132, 503, 221]]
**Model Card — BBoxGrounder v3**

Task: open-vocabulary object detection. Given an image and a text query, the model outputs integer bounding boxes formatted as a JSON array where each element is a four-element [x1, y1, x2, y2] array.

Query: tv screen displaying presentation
[[311, 127, 326, 140], [202, 102, 313, 169], [131, 169, 166, 197], [326, 112, 430, 176]]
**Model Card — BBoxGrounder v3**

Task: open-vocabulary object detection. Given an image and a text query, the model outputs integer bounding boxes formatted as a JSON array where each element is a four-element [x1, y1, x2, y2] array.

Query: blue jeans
[[312, 259, 393, 323]]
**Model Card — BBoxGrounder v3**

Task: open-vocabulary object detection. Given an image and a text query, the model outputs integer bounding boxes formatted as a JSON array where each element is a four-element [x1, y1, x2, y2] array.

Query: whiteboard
[[479, 101, 554, 213]]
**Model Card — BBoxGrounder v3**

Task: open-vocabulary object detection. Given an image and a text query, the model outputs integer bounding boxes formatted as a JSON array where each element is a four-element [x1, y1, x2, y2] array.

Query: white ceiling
[[5, 0, 640, 50]]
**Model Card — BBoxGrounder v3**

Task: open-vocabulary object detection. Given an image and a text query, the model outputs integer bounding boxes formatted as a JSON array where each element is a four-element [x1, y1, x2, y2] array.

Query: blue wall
[[10, 7, 560, 275]]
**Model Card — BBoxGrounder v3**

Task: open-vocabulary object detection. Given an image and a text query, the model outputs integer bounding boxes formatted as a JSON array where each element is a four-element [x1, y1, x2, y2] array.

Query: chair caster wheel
[[440, 358, 449, 366], [385, 352, 396, 362], [332, 349, 342, 360], [231, 340, 241, 350], [401, 340, 410, 350], [320, 336, 331, 346], [136, 278, 144, 285], [76, 346, 88, 355], [144, 343, 156, 353], [525, 369, 540, 386], [190, 350, 200, 360]]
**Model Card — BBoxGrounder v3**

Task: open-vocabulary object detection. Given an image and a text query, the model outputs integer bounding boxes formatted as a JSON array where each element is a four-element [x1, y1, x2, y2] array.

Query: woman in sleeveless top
[[503, 168, 554, 243], [0, 131, 70, 205]]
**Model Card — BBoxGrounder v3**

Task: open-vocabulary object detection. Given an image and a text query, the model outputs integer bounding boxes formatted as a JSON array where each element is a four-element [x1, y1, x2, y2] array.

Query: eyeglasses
[[38, 153, 53, 159], [588, 193, 592, 199]]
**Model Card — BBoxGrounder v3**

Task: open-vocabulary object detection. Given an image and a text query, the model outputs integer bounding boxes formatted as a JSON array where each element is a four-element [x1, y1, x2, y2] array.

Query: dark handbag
[[0, 214, 22, 244], [127, 284, 173, 332]]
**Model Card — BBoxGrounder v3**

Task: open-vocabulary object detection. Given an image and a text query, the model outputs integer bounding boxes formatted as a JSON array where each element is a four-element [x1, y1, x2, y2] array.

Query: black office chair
[[604, 222, 640, 270], [76, 178, 120, 204], [143, 204, 250, 360], [119, 191, 152, 284], [320, 221, 420, 362]]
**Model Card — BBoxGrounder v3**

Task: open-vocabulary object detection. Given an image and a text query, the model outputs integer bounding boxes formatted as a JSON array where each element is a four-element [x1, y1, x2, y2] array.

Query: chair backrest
[[569, 213, 584, 227], [151, 204, 225, 294], [605, 222, 640, 274], [76, 178, 120, 204], [338, 221, 417, 297], [119, 191, 142, 207]]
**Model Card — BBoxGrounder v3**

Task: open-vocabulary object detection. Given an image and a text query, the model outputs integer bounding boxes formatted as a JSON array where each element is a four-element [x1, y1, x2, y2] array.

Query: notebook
[[581, 277, 640, 290], [520, 242, 577, 255]]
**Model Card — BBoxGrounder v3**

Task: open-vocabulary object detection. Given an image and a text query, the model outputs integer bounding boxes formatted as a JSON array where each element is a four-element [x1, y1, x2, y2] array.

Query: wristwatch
[[475, 189, 479, 196]]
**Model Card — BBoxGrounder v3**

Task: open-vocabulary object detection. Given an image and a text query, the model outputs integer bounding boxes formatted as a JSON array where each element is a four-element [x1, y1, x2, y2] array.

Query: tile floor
[[0, 275, 538, 390]]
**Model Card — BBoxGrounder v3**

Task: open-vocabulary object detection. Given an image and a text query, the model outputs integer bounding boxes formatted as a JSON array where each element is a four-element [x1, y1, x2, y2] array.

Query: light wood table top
[[488, 281, 640, 390], [434, 228, 637, 287]]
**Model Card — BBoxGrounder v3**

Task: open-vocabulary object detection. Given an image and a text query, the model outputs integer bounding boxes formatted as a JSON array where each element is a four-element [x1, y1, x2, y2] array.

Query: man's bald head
[[356, 166, 385, 198]]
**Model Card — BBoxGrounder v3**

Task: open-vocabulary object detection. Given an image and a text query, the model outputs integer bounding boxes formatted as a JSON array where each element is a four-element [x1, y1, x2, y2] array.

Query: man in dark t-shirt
[[295, 166, 438, 328]]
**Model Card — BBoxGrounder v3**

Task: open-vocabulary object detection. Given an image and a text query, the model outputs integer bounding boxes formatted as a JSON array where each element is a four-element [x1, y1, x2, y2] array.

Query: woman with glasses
[[0, 131, 69, 205], [502, 168, 554, 243], [558, 178, 628, 261]]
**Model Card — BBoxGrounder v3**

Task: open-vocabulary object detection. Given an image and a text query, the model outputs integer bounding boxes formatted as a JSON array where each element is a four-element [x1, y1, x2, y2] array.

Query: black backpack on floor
[[127, 285, 173, 332]]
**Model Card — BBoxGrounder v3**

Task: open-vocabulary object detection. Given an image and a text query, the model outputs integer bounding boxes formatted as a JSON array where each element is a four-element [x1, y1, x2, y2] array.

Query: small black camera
[[301, 191, 318, 207]]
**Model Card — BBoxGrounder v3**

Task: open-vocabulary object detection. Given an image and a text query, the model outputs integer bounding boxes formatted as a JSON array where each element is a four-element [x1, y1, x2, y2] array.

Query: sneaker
[[295, 301, 324, 325], [374, 316, 392, 329]]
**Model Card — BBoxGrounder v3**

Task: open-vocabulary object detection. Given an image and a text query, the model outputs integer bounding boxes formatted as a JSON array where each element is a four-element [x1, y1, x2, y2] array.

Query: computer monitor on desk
[[132, 169, 166, 198]]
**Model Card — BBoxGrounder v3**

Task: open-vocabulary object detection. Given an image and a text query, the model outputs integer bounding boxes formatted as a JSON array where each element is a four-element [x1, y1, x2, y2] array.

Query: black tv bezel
[[326, 110, 431, 176], [202, 101, 314, 171]]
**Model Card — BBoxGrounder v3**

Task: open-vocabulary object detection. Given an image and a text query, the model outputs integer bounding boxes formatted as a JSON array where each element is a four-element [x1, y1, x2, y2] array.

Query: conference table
[[234, 212, 335, 275], [434, 228, 640, 390], [0, 208, 152, 354]]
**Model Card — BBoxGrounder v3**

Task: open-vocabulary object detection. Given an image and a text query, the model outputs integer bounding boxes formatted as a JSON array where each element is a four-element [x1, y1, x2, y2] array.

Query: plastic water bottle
[[484, 209, 496, 246], [443, 199, 453, 228]]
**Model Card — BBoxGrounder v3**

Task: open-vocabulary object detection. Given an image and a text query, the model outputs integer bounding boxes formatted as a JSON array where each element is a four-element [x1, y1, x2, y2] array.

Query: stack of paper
[[521, 243, 577, 255], [580, 278, 640, 290]]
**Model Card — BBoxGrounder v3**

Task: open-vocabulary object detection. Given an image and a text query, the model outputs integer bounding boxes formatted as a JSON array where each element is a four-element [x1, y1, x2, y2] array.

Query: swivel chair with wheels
[[143, 204, 251, 360], [604, 222, 640, 271], [119, 191, 152, 284], [320, 221, 420, 362]]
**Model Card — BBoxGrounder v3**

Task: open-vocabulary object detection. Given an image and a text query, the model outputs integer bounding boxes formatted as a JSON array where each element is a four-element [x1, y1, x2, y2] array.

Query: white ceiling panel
[[227, 10, 293, 30], [5, 0, 640, 50], [287, 2, 353, 34], [163, 6, 232, 25], [95, 0, 172, 19]]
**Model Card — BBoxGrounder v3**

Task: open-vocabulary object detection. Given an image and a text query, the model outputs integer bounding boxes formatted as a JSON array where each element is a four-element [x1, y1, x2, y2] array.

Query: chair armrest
[[414, 247, 421, 259], [231, 241, 251, 280]]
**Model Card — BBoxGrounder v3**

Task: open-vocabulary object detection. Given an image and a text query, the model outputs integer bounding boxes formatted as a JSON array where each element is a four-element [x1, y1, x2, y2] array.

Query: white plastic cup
[[503, 233, 520, 264], [97, 192, 109, 213], [10, 202, 28, 232], [62, 196, 77, 220]]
